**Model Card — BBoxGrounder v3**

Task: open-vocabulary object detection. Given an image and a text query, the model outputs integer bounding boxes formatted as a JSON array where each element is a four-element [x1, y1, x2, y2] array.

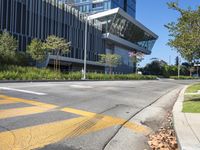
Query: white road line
[[70, 85, 92, 89], [0, 87, 47, 95]]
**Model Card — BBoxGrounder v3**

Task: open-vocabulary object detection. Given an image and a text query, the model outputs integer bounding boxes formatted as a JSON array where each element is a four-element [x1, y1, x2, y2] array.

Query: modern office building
[[63, 0, 158, 73], [0, 0, 105, 71], [0, 0, 158, 73], [63, 0, 136, 19]]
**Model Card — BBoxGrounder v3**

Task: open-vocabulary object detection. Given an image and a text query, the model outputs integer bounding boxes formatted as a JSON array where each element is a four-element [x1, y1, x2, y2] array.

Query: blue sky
[[137, 0, 200, 66]]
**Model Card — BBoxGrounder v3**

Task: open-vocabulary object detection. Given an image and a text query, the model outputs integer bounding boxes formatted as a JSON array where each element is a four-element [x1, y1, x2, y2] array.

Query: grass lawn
[[183, 83, 200, 113], [183, 100, 200, 113], [185, 83, 200, 93]]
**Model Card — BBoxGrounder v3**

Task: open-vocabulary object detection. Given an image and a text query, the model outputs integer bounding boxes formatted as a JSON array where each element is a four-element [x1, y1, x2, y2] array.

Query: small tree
[[27, 39, 47, 65], [99, 53, 121, 74], [43, 35, 71, 71], [128, 52, 144, 73], [165, 2, 200, 63], [0, 31, 18, 64]]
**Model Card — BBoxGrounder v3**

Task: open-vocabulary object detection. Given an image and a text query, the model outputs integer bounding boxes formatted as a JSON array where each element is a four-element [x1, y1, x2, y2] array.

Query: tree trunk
[[109, 66, 112, 75], [56, 51, 59, 72], [135, 62, 137, 74]]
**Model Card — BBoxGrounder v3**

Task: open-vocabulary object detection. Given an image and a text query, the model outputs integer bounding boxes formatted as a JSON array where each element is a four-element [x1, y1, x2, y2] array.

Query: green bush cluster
[[0, 65, 63, 80], [0, 65, 157, 81], [170, 76, 199, 80], [86, 73, 157, 80]]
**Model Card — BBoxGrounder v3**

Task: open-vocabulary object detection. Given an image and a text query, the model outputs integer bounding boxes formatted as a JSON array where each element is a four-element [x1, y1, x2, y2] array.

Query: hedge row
[[0, 65, 157, 81], [170, 76, 199, 80], [87, 73, 157, 80]]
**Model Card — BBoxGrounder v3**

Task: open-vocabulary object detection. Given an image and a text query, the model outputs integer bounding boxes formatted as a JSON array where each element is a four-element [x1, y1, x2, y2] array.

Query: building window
[[92, 3, 103, 9]]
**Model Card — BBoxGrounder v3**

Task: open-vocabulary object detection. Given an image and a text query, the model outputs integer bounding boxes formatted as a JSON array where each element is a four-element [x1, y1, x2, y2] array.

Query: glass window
[[92, 3, 104, 9], [127, 6, 136, 18], [99, 13, 157, 52]]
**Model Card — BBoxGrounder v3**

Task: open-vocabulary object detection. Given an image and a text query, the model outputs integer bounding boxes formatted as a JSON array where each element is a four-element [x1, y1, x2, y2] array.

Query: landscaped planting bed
[[0, 65, 157, 81]]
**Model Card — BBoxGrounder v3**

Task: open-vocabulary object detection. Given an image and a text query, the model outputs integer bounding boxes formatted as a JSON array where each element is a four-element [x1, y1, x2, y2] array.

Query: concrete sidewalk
[[173, 86, 200, 150]]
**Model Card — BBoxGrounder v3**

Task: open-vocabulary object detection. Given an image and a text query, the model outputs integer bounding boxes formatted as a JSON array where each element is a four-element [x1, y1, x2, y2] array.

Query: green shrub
[[86, 73, 157, 80], [170, 76, 199, 80], [0, 65, 157, 81]]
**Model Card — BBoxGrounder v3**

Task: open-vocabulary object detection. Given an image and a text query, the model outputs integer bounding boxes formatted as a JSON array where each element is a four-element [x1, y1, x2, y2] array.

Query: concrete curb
[[173, 86, 200, 150], [104, 87, 183, 150]]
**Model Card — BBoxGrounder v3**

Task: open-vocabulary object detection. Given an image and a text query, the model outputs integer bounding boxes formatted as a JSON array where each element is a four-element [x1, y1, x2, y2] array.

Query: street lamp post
[[83, 16, 88, 80], [177, 56, 181, 79]]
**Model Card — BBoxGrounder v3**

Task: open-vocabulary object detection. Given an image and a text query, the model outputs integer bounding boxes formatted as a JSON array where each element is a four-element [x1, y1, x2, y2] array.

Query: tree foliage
[[143, 60, 192, 77], [43, 35, 71, 71], [99, 54, 121, 74], [128, 52, 144, 73], [44, 35, 70, 55], [165, 2, 200, 62], [0, 31, 18, 64], [144, 60, 167, 75], [27, 39, 46, 63]]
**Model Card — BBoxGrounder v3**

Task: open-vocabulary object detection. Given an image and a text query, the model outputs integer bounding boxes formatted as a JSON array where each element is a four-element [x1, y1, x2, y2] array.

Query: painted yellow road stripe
[[61, 107, 150, 134], [0, 106, 53, 119], [0, 95, 57, 109], [0, 116, 120, 150], [0, 94, 150, 150], [0, 100, 18, 105], [61, 107, 97, 117]]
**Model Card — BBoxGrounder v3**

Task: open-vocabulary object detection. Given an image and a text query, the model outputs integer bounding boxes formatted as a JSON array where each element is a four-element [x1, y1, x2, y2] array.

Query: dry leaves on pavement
[[148, 113, 178, 150]]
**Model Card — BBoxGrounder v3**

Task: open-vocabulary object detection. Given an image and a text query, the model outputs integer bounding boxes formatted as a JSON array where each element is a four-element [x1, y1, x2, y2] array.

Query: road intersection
[[0, 80, 198, 150], [0, 94, 148, 150]]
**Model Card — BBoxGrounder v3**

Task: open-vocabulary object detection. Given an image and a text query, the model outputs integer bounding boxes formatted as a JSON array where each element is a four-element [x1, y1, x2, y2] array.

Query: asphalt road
[[0, 79, 199, 150]]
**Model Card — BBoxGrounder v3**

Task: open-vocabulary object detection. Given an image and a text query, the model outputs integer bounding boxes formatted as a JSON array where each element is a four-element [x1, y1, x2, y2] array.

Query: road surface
[[0, 79, 198, 150]]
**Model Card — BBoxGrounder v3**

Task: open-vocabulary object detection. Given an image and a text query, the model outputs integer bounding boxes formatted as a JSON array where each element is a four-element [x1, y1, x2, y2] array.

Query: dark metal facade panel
[[0, 0, 104, 62]]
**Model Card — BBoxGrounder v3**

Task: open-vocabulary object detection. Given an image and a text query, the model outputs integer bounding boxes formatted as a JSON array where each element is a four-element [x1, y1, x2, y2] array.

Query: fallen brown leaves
[[148, 113, 178, 150]]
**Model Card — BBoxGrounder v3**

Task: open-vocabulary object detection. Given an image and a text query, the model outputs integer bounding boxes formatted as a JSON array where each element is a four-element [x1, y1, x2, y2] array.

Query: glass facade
[[108, 14, 156, 52], [63, 0, 136, 18], [89, 8, 158, 73], [0, 0, 104, 71], [93, 12, 157, 53]]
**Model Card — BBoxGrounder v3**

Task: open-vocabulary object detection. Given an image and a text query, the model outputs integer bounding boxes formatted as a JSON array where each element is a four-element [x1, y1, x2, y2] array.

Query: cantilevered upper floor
[[88, 8, 158, 55]]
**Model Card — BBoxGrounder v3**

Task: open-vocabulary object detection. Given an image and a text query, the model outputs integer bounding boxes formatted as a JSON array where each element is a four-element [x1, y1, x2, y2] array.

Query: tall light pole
[[177, 56, 181, 79], [83, 16, 88, 80]]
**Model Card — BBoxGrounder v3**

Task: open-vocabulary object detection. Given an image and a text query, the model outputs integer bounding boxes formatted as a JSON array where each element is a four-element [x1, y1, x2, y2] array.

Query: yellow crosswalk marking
[[0, 100, 18, 105], [0, 95, 57, 109], [0, 116, 120, 150], [61, 107, 150, 134], [61, 107, 97, 117], [0, 95, 150, 150], [0, 106, 53, 119]]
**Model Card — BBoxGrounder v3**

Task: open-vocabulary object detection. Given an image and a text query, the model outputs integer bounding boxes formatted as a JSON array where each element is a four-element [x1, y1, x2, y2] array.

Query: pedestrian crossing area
[[0, 94, 150, 150]]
